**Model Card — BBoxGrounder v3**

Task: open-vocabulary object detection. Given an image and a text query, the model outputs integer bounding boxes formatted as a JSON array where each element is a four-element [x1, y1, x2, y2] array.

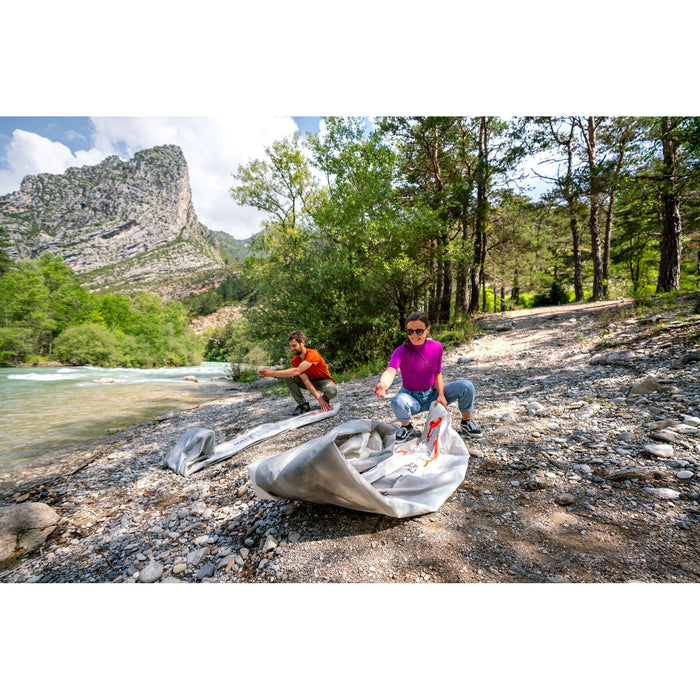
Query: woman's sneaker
[[396, 423, 420, 442], [292, 402, 311, 416], [458, 419, 482, 438]]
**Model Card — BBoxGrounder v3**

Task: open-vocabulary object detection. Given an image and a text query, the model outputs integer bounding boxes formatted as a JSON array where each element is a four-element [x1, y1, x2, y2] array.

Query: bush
[[0, 327, 35, 364], [532, 280, 571, 307], [54, 323, 124, 366]]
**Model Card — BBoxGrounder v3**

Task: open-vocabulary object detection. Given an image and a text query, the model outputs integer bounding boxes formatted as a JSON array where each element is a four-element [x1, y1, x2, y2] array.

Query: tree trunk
[[656, 117, 683, 293], [603, 191, 615, 297], [455, 214, 469, 316], [439, 239, 452, 323], [586, 117, 605, 299], [468, 117, 489, 316], [563, 122, 584, 301]]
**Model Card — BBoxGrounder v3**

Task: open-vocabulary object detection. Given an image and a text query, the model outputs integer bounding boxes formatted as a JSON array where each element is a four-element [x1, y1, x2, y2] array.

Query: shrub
[[53, 323, 124, 366]]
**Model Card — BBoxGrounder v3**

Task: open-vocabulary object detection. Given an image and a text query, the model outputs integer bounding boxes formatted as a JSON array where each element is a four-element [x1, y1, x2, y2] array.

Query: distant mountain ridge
[[0, 144, 244, 299]]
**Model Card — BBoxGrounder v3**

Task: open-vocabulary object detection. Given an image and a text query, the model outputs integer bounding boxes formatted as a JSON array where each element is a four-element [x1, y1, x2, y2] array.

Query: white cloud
[[1, 117, 301, 239], [0, 129, 105, 195]]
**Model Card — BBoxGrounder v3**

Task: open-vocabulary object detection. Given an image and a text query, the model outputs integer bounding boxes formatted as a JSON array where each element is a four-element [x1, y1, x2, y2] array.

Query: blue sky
[[0, 116, 323, 239]]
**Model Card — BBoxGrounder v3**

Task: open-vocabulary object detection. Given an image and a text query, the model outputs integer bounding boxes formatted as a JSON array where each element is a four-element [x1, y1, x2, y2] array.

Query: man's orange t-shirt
[[291, 348, 335, 382]]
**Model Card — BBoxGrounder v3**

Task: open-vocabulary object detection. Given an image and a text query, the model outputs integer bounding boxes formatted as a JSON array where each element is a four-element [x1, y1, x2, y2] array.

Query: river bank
[[1, 298, 699, 583], [0, 362, 235, 485]]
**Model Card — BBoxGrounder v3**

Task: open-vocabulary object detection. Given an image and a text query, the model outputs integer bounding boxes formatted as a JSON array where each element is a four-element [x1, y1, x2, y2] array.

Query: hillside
[[0, 145, 229, 298]]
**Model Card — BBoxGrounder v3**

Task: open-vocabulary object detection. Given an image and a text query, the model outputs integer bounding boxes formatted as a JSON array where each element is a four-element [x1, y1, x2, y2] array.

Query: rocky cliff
[[0, 145, 227, 297]]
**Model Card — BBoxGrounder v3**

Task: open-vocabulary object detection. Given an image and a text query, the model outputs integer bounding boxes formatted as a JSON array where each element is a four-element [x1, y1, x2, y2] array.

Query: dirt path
[[2, 297, 699, 583]]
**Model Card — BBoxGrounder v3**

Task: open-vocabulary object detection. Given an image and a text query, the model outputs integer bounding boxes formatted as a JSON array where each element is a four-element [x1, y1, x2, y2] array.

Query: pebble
[[643, 444, 674, 458], [196, 563, 215, 580], [139, 561, 163, 583], [4, 301, 700, 586], [645, 487, 681, 500]]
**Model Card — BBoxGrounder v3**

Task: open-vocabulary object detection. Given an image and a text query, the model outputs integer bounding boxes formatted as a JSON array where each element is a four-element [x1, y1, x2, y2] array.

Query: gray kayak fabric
[[166, 404, 341, 476], [248, 403, 468, 518]]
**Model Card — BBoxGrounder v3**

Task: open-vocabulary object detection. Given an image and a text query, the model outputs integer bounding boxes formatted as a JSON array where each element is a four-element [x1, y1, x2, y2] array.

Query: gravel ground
[[2, 297, 699, 584]]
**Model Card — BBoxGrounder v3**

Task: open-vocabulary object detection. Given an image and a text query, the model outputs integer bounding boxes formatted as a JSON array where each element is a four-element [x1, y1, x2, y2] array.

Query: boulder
[[0, 502, 60, 563], [628, 379, 663, 396]]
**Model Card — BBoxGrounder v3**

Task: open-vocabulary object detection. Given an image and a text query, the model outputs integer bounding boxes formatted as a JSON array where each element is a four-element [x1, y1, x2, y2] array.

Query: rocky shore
[[1, 298, 699, 583]]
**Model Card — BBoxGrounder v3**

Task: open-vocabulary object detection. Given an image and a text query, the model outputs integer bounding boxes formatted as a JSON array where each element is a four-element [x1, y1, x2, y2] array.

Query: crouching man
[[258, 330, 337, 414]]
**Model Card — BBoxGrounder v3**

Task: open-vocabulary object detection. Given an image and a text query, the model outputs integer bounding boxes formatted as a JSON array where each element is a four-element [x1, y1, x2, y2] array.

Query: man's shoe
[[292, 402, 311, 416], [458, 418, 482, 438], [395, 423, 420, 442]]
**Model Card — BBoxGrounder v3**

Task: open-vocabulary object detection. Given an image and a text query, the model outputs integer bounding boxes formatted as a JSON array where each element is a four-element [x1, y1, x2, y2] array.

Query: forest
[[228, 116, 700, 369], [1, 116, 698, 372], [0, 245, 203, 367]]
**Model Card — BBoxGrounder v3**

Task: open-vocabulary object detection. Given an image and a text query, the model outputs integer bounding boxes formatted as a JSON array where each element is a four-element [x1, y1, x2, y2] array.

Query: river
[[0, 362, 233, 484]]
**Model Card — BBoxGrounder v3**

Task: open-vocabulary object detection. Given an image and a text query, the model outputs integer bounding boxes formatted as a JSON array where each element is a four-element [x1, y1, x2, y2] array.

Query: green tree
[[0, 227, 12, 276], [53, 323, 124, 366]]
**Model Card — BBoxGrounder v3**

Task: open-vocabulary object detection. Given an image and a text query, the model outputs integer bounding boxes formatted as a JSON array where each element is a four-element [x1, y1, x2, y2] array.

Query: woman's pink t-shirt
[[388, 339, 443, 391]]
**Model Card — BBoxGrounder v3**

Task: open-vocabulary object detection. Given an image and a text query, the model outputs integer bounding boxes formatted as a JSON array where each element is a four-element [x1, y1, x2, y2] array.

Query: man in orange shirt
[[258, 330, 337, 414]]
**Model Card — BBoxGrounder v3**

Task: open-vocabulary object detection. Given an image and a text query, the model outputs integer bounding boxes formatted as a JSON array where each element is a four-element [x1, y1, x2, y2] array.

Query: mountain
[[0, 144, 232, 299]]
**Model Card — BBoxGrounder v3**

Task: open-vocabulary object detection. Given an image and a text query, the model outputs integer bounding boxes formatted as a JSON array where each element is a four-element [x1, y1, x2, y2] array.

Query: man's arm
[[259, 360, 312, 378], [373, 366, 397, 398]]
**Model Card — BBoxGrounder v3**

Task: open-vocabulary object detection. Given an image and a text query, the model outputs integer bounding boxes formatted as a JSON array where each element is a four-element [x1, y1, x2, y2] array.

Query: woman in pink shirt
[[373, 311, 482, 442]]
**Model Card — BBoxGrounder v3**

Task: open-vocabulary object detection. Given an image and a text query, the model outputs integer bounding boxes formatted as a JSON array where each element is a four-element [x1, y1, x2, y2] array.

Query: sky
[[0, 116, 323, 239]]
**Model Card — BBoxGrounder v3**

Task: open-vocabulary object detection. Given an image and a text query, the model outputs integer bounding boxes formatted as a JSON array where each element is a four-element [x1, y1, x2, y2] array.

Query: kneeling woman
[[373, 311, 482, 442]]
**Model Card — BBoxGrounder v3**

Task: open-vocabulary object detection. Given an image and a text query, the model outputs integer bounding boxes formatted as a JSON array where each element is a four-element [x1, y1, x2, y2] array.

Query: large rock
[[0, 502, 60, 563], [0, 145, 225, 298], [628, 379, 663, 396]]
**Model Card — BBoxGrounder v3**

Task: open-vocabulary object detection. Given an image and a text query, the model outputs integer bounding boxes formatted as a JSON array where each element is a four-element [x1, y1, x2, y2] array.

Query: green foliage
[[0, 252, 204, 367], [53, 323, 125, 366], [0, 227, 11, 276], [181, 273, 254, 318]]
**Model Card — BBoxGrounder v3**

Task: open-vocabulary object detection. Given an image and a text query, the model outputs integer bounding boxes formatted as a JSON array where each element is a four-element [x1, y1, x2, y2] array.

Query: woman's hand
[[373, 383, 386, 398], [435, 394, 448, 409]]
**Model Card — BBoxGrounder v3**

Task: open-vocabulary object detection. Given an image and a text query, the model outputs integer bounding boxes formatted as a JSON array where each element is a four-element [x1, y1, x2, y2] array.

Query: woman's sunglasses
[[407, 328, 425, 336]]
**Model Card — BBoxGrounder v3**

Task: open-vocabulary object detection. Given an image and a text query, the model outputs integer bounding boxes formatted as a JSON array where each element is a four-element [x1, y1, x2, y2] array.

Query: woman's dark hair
[[403, 311, 430, 350]]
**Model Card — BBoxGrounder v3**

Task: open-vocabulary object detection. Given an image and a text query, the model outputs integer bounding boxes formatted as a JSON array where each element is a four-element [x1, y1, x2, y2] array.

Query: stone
[[526, 401, 549, 416], [682, 415, 700, 427], [643, 444, 674, 458], [607, 466, 651, 482], [617, 431, 635, 442], [680, 351, 700, 366], [577, 404, 601, 420], [288, 533, 301, 544], [139, 561, 163, 583], [628, 379, 663, 396], [262, 534, 278, 552], [676, 471, 694, 480], [0, 502, 60, 563], [650, 429, 682, 444], [555, 493, 576, 506], [196, 563, 216, 580], [526, 476, 549, 491], [182, 376, 198, 383], [645, 487, 681, 500], [172, 563, 187, 575], [186, 547, 208, 567]]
